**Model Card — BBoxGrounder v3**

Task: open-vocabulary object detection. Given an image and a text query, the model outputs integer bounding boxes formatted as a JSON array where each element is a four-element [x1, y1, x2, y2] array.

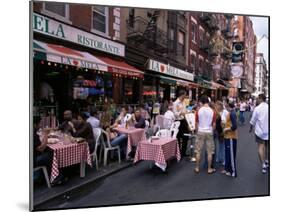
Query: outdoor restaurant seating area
[[33, 105, 188, 189]]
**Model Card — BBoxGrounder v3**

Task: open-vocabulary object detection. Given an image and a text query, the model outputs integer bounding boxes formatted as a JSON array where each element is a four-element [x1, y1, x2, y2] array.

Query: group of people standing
[[171, 90, 269, 177]]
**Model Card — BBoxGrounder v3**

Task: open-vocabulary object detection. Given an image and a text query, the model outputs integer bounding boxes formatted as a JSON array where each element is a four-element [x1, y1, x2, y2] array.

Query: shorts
[[195, 132, 215, 155], [255, 135, 268, 144]]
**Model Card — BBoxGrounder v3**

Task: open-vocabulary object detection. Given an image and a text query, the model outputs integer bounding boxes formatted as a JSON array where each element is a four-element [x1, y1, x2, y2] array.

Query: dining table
[[134, 137, 181, 171], [44, 132, 92, 183], [114, 126, 146, 158]]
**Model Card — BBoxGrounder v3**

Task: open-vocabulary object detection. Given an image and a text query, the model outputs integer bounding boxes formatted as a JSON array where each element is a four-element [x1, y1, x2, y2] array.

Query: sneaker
[[265, 160, 269, 168], [262, 167, 267, 174]]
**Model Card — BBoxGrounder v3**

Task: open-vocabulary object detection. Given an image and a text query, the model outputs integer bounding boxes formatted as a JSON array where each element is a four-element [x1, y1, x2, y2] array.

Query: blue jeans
[[111, 134, 128, 158], [34, 151, 53, 180], [239, 111, 245, 125], [214, 131, 225, 164]]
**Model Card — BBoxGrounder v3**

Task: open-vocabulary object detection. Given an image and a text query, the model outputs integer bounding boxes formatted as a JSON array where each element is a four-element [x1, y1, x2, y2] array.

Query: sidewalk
[[33, 161, 133, 207]]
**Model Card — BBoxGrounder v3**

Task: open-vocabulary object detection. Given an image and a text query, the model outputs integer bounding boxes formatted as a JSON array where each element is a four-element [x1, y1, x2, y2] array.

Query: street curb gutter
[[34, 162, 134, 208]]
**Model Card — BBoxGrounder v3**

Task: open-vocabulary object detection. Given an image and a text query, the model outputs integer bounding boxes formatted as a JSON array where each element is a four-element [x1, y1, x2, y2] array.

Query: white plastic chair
[[155, 129, 171, 138], [170, 121, 180, 131], [91, 128, 102, 170], [145, 120, 150, 130], [99, 129, 121, 166], [170, 128, 179, 139], [34, 166, 51, 188], [163, 118, 173, 129]]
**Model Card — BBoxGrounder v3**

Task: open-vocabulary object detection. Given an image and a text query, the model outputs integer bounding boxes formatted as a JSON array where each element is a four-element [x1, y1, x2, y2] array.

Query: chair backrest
[[170, 121, 180, 131], [100, 129, 113, 148], [145, 120, 150, 129], [92, 128, 102, 146], [163, 117, 173, 129], [155, 129, 171, 138], [155, 115, 165, 129], [170, 128, 179, 139]]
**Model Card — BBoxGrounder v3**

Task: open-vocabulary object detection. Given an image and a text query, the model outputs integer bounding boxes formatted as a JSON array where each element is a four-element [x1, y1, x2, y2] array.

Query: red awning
[[95, 56, 144, 79]]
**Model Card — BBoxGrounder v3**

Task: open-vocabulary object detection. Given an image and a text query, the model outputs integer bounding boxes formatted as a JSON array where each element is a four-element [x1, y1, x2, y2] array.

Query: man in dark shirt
[[58, 110, 77, 135], [132, 108, 146, 128], [68, 112, 95, 153]]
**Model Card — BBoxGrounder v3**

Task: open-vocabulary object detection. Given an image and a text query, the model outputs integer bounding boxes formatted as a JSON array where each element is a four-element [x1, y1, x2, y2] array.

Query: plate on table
[[47, 138, 59, 144], [73, 137, 85, 143]]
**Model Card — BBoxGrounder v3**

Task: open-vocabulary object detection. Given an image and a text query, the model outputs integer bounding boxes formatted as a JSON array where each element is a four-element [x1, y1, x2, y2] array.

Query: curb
[[34, 162, 134, 209]]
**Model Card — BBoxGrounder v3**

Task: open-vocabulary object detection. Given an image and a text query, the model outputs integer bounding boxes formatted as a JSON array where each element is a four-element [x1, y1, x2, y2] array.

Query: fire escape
[[127, 10, 168, 56], [199, 13, 234, 82]]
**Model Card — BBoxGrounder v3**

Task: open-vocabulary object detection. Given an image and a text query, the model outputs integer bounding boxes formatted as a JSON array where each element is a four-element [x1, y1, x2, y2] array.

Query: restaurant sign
[[33, 13, 125, 57], [148, 59, 194, 81]]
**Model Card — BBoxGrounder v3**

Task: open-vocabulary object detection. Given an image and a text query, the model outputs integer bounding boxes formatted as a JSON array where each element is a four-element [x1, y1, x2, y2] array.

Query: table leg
[[80, 161, 86, 178]]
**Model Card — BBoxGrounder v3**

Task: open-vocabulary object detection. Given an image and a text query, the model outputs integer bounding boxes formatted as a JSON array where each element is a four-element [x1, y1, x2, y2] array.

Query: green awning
[[144, 73, 177, 85], [33, 41, 47, 61]]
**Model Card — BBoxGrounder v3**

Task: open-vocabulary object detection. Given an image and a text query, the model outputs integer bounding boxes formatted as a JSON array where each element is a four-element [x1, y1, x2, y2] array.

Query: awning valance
[[33, 40, 144, 79], [33, 40, 108, 72], [211, 81, 227, 90], [177, 80, 199, 88]]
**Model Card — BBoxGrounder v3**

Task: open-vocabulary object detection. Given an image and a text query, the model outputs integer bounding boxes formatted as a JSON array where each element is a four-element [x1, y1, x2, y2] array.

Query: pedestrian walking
[[222, 101, 238, 178], [194, 95, 216, 174], [239, 99, 247, 125], [249, 94, 269, 174]]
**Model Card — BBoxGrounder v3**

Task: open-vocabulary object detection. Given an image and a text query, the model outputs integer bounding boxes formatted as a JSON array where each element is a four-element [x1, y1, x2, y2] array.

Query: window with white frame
[[191, 23, 197, 43], [43, 2, 70, 22], [92, 6, 108, 35], [178, 30, 185, 56]]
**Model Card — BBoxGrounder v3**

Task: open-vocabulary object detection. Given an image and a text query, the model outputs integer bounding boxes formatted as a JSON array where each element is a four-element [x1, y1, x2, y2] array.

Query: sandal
[[194, 168, 200, 173], [208, 168, 216, 174]]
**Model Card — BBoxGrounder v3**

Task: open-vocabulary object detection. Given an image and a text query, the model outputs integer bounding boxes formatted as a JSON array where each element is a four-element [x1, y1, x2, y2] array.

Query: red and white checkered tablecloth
[[134, 138, 181, 167], [114, 127, 146, 156], [47, 142, 92, 182]]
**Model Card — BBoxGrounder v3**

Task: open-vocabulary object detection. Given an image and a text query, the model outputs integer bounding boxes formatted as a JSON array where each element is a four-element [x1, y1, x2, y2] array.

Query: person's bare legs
[[258, 143, 265, 165], [207, 153, 213, 173], [265, 141, 269, 164], [195, 152, 201, 172]]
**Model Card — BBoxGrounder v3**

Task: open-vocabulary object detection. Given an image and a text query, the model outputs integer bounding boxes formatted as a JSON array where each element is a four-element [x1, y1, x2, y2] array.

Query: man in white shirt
[[239, 99, 247, 125], [194, 95, 216, 174], [250, 94, 269, 174], [87, 108, 100, 129]]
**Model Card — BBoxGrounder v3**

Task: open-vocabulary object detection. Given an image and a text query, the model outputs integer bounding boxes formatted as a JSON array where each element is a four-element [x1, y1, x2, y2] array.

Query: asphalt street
[[38, 112, 269, 210]]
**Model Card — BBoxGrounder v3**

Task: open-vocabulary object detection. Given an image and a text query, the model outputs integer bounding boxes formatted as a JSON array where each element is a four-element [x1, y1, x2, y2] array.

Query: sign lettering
[[33, 13, 124, 57], [148, 59, 194, 81]]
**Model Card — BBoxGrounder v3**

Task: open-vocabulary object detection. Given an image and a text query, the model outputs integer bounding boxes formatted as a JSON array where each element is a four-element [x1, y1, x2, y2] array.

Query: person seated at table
[[58, 110, 78, 135], [87, 107, 100, 129], [111, 106, 132, 128], [68, 112, 95, 154], [140, 104, 151, 121], [131, 108, 146, 129], [33, 116, 53, 181], [104, 125, 128, 159]]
